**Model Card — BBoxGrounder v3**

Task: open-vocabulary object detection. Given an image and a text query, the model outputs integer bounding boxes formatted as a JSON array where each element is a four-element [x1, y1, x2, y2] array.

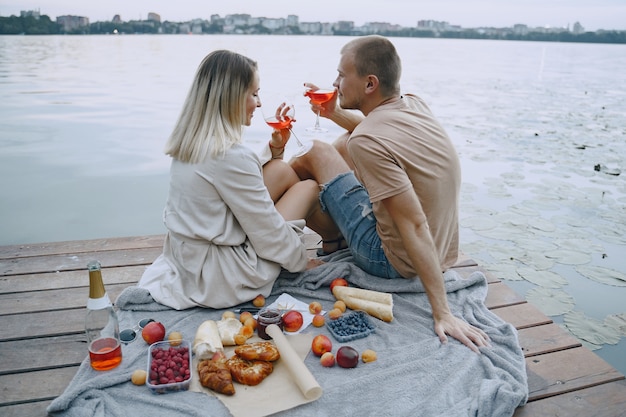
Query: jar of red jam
[[257, 308, 283, 340]]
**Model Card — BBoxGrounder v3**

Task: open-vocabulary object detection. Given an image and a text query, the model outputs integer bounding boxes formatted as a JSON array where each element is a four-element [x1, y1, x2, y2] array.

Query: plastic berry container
[[326, 310, 376, 342], [146, 340, 192, 394]]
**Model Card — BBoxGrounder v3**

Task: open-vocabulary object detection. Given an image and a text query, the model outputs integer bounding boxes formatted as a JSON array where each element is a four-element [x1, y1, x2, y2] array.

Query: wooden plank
[[514, 379, 626, 417], [0, 366, 79, 406], [0, 247, 162, 277], [0, 335, 86, 375], [491, 303, 553, 330], [526, 347, 625, 402], [1, 400, 52, 417], [485, 281, 526, 309], [451, 264, 500, 283], [0, 282, 134, 315], [0, 309, 85, 342], [0, 234, 165, 260], [517, 323, 582, 357], [0, 265, 146, 294]]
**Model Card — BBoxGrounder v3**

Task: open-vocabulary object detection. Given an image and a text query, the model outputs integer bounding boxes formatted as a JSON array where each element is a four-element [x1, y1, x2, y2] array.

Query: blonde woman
[[138, 50, 329, 310]]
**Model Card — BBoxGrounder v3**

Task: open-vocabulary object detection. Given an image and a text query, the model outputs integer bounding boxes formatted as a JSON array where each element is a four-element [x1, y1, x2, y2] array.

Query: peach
[[311, 334, 332, 357], [252, 294, 265, 307], [362, 349, 377, 363], [141, 321, 166, 345], [309, 301, 323, 315], [282, 310, 304, 332], [333, 300, 347, 313], [312, 314, 325, 327], [327, 308, 343, 320], [320, 352, 335, 367], [330, 277, 348, 292]]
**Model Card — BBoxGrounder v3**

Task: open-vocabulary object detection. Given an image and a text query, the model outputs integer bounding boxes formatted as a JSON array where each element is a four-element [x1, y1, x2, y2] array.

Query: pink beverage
[[305, 89, 335, 105], [265, 116, 293, 130], [89, 337, 122, 371]]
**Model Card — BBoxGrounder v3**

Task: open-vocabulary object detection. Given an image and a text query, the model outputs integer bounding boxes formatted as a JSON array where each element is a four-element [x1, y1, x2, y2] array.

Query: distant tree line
[[2, 14, 625, 44], [0, 14, 60, 34]]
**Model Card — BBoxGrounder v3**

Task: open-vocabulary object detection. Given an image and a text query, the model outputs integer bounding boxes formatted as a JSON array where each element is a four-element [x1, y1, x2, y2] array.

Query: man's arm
[[381, 189, 489, 353]]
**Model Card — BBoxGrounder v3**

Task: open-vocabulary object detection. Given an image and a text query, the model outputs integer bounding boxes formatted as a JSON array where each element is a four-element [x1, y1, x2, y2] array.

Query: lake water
[[1, 34, 625, 374]]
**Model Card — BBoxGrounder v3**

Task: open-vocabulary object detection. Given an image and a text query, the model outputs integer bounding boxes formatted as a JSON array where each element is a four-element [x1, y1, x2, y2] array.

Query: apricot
[[333, 300, 347, 313], [362, 349, 377, 363], [244, 317, 257, 330], [309, 301, 323, 315], [167, 331, 183, 346], [327, 308, 343, 320], [234, 334, 248, 345], [252, 294, 265, 307], [320, 352, 335, 367], [222, 311, 236, 320], [131, 369, 147, 385], [239, 324, 254, 339], [239, 311, 253, 324], [312, 314, 325, 327]]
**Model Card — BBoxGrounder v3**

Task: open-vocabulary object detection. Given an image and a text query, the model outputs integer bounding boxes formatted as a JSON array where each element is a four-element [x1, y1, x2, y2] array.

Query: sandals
[[317, 237, 348, 257]]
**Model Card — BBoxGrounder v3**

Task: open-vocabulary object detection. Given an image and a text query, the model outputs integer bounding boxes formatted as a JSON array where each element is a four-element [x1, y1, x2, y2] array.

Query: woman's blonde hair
[[165, 50, 258, 163]]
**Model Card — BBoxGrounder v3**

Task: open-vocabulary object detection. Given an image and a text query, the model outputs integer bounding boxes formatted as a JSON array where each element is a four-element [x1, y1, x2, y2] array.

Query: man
[[292, 35, 489, 353]]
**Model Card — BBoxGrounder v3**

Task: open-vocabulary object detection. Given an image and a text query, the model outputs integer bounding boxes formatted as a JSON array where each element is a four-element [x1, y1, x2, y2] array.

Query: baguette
[[332, 285, 393, 306], [193, 320, 224, 360], [340, 296, 393, 322]]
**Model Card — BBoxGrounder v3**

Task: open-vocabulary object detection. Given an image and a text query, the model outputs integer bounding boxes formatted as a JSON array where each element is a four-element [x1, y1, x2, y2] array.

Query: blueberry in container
[[326, 310, 376, 342], [146, 340, 192, 394]]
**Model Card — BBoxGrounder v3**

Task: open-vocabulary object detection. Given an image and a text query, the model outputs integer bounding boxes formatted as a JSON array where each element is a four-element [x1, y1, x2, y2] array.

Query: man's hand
[[434, 312, 490, 354]]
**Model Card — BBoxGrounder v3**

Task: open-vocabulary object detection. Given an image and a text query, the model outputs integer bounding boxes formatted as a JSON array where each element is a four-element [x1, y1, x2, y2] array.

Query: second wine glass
[[304, 87, 336, 134], [263, 101, 312, 157]]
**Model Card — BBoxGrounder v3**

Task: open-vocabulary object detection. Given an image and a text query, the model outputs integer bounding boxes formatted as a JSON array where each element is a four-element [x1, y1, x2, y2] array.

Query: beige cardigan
[[138, 144, 307, 310]]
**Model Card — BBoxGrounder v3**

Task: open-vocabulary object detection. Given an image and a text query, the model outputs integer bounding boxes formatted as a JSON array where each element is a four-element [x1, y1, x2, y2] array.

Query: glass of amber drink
[[89, 336, 122, 371]]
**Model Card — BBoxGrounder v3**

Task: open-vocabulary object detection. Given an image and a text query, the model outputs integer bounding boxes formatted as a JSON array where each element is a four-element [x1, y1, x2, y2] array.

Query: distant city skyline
[[2, 0, 625, 31]]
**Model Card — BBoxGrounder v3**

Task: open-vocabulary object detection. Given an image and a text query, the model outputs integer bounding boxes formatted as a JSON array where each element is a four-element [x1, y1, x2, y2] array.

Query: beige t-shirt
[[347, 94, 460, 277]]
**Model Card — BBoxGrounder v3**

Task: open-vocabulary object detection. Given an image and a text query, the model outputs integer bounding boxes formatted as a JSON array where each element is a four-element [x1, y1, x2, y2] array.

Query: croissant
[[197, 357, 236, 396], [226, 355, 273, 386]]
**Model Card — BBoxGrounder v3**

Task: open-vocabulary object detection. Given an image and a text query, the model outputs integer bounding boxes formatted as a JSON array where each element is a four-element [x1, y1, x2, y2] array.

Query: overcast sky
[[2, 0, 624, 31]]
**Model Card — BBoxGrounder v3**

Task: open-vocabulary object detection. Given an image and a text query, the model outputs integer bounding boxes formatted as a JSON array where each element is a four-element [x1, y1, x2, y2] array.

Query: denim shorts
[[319, 172, 403, 279]]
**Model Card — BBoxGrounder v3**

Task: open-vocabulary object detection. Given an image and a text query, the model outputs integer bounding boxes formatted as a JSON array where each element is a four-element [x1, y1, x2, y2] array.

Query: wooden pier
[[1, 234, 625, 416]]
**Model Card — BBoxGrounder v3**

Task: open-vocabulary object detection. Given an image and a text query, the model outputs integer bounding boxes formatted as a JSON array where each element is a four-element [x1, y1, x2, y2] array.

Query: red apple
[[142, 321, 166, 344], [330, 277, 349, 292], [336, 346, 359, 368], [282, 310, 303, 332], [311, 334, 333, 357]]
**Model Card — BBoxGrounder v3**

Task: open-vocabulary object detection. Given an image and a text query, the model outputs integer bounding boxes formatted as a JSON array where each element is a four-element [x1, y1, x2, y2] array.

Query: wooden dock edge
[[0, 233, 624, 416]]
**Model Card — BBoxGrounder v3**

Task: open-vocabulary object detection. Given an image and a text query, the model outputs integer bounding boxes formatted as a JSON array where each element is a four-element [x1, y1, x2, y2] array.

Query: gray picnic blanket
[[47, 251, 528, 417]]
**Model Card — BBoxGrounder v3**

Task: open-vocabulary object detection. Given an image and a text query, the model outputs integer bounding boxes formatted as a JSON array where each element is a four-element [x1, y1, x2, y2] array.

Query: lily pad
[[517, 267, 568, 288], [563, 310, 621, 345], [605, 313, 626, 337], [575, 265, 626, 287], [526, 287, 575, 316], [544, 249, 591, 265], [483, 262, 523, 281], [461, 216, 498, 231]]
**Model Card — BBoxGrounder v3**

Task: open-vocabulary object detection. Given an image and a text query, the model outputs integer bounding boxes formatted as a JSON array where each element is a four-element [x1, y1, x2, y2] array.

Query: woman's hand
[[268, 102, 294, 149]]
